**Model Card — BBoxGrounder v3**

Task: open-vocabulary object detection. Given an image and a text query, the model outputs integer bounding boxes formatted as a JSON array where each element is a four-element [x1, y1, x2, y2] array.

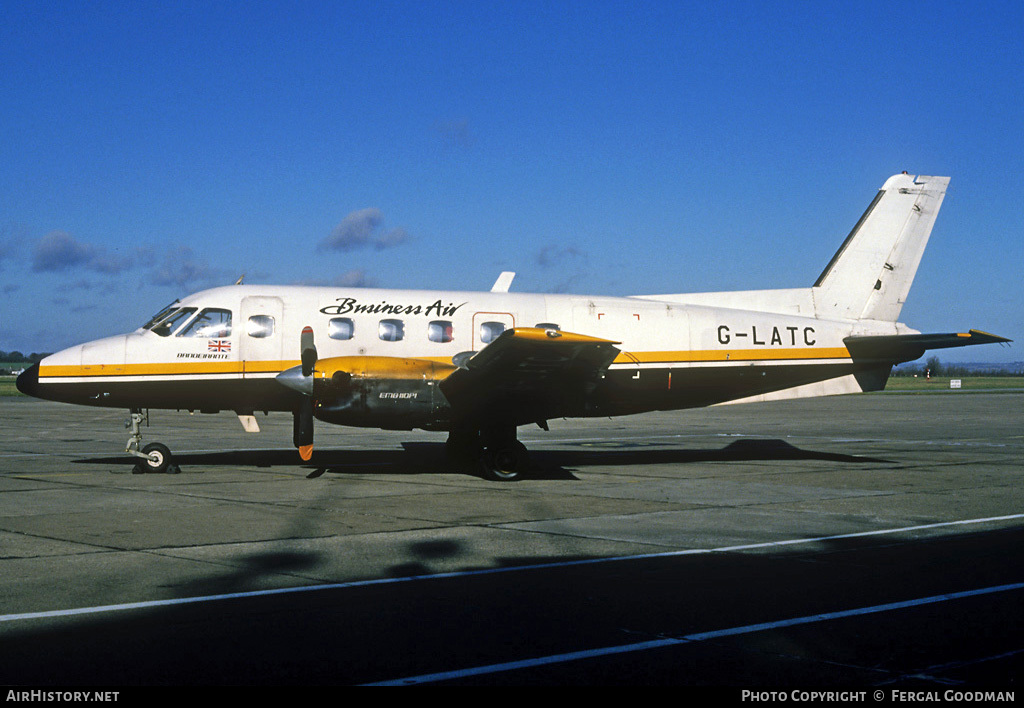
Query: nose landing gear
[[126, 410, 180, 474]]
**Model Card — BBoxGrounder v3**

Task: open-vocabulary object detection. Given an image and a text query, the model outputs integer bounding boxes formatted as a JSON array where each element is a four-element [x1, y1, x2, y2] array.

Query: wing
[[844, 329, 1011, 364], [439, 327, 620, 426]]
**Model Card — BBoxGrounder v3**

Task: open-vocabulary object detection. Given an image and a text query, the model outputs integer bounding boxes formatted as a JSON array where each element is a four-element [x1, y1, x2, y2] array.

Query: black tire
[[140, 442, 172, 474], [480, 441, 529, 482]]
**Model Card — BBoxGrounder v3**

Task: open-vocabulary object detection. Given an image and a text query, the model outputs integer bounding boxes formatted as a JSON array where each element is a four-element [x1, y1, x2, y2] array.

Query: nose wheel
[[126, 410, 180, 474], [133, 442, 175, 474]]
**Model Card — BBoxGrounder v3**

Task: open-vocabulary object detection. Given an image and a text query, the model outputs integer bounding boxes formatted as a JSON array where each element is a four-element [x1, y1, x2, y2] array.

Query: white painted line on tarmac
[[1, 513, 1022, 625], [368, 581, 1024, 685]]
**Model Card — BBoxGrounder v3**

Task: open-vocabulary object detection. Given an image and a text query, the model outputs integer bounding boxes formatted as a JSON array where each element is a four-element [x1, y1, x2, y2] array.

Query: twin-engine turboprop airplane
[[17, 173, 1010, 479]]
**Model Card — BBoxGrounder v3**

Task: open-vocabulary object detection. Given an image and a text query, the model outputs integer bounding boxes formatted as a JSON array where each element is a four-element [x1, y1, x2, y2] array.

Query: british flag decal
[[208, 339, 232, 352]]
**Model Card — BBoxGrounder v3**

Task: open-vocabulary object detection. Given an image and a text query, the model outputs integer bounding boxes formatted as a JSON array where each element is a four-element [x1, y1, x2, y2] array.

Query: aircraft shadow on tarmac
[[76, 438, 891, 480]]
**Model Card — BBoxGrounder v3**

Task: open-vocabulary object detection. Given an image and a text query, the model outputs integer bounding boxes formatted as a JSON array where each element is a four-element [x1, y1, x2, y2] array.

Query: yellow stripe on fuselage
[[37, 346, 852, 381], [619, 347, 852, 364], [38, 360, 300, 379]]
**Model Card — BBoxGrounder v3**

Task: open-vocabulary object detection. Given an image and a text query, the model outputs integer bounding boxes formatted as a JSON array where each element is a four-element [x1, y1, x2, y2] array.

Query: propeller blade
[[277, 325, 319, 395], [301, 325, 317, 376], [277, 325, 317, 462], [294, 398, 314, 461]]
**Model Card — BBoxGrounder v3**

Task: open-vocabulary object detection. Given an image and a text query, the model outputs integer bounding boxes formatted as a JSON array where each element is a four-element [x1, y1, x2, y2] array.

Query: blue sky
[[2, 1, 1021, 362]]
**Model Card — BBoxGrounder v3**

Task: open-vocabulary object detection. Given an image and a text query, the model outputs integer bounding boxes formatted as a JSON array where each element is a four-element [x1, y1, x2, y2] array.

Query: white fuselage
[[27, 283, 897, 426]]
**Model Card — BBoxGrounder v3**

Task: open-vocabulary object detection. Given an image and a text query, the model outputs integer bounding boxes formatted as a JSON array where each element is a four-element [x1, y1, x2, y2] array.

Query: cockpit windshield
[[150, 308, 197, 337], [141, 300, 181, 331]]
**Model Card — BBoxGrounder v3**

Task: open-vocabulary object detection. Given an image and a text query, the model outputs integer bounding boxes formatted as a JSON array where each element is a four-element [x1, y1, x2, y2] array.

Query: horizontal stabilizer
[[844, 329, 1011, 364]]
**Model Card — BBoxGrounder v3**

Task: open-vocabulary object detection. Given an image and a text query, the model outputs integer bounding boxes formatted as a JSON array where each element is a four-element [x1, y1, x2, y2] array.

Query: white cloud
[[31, 231, 133, 274], [319, 208, 412, 252], [151, 246, 220, 288]]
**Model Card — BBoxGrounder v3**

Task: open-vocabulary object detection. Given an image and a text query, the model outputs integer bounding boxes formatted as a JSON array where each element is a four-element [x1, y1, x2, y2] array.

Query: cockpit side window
[[151, 308, 197, 337], [178, 308, 232, 338]]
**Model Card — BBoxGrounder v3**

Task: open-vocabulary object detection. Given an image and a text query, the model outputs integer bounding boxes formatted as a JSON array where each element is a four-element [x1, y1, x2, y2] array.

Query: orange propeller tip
[[299, 445, 313, 461]]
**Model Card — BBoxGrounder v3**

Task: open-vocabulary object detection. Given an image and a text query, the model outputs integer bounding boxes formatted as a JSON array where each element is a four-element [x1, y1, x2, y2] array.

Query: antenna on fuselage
[[234, 274, 245, 285], [491, 271, 515, 292]]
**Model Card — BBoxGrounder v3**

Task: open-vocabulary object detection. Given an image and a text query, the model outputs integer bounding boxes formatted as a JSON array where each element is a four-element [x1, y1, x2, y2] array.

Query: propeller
[[300, 325, 317, 377], [277, 326, 318, 461], [294, 398, 314, 461]]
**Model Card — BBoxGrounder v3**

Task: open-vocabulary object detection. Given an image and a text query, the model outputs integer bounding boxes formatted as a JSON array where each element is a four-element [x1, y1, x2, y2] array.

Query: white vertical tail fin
[[812, 173, 949, 322]]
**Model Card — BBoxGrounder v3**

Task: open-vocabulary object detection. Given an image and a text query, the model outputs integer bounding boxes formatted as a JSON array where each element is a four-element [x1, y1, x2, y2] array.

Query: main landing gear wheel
[[480, 440, 529, 482], [447, 425, 531, 481], [132, 442, 178, 474]]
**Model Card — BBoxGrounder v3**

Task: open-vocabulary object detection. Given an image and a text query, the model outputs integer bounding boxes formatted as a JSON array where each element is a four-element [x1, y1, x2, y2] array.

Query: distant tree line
[[892, 356, 1023, 377], [0, 351, 51, 365]]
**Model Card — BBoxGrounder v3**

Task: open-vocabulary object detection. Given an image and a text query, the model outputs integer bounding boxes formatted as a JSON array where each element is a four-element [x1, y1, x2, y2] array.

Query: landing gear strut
[[126, 410, 179, 474], [447, 424, 530, 481]]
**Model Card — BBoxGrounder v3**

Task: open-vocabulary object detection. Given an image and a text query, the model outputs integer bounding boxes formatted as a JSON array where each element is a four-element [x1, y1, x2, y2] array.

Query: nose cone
[[16, 364, 40, 398], [275, 365, 314, 396]]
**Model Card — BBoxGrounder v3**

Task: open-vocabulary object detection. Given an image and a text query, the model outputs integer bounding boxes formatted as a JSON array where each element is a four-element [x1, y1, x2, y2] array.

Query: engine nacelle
[[310, 356, 457, 430]]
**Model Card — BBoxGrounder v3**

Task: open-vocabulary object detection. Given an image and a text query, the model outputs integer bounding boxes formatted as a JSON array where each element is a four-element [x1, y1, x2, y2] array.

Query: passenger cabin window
[[151, 308, 196, 337], [480, 321, 506, 344], [329, 317, 355, 340], [246, 315, 275, 338], [428, 320, 454, 343], [178, 308, 232, 338], [378, 319, 405, 342]]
